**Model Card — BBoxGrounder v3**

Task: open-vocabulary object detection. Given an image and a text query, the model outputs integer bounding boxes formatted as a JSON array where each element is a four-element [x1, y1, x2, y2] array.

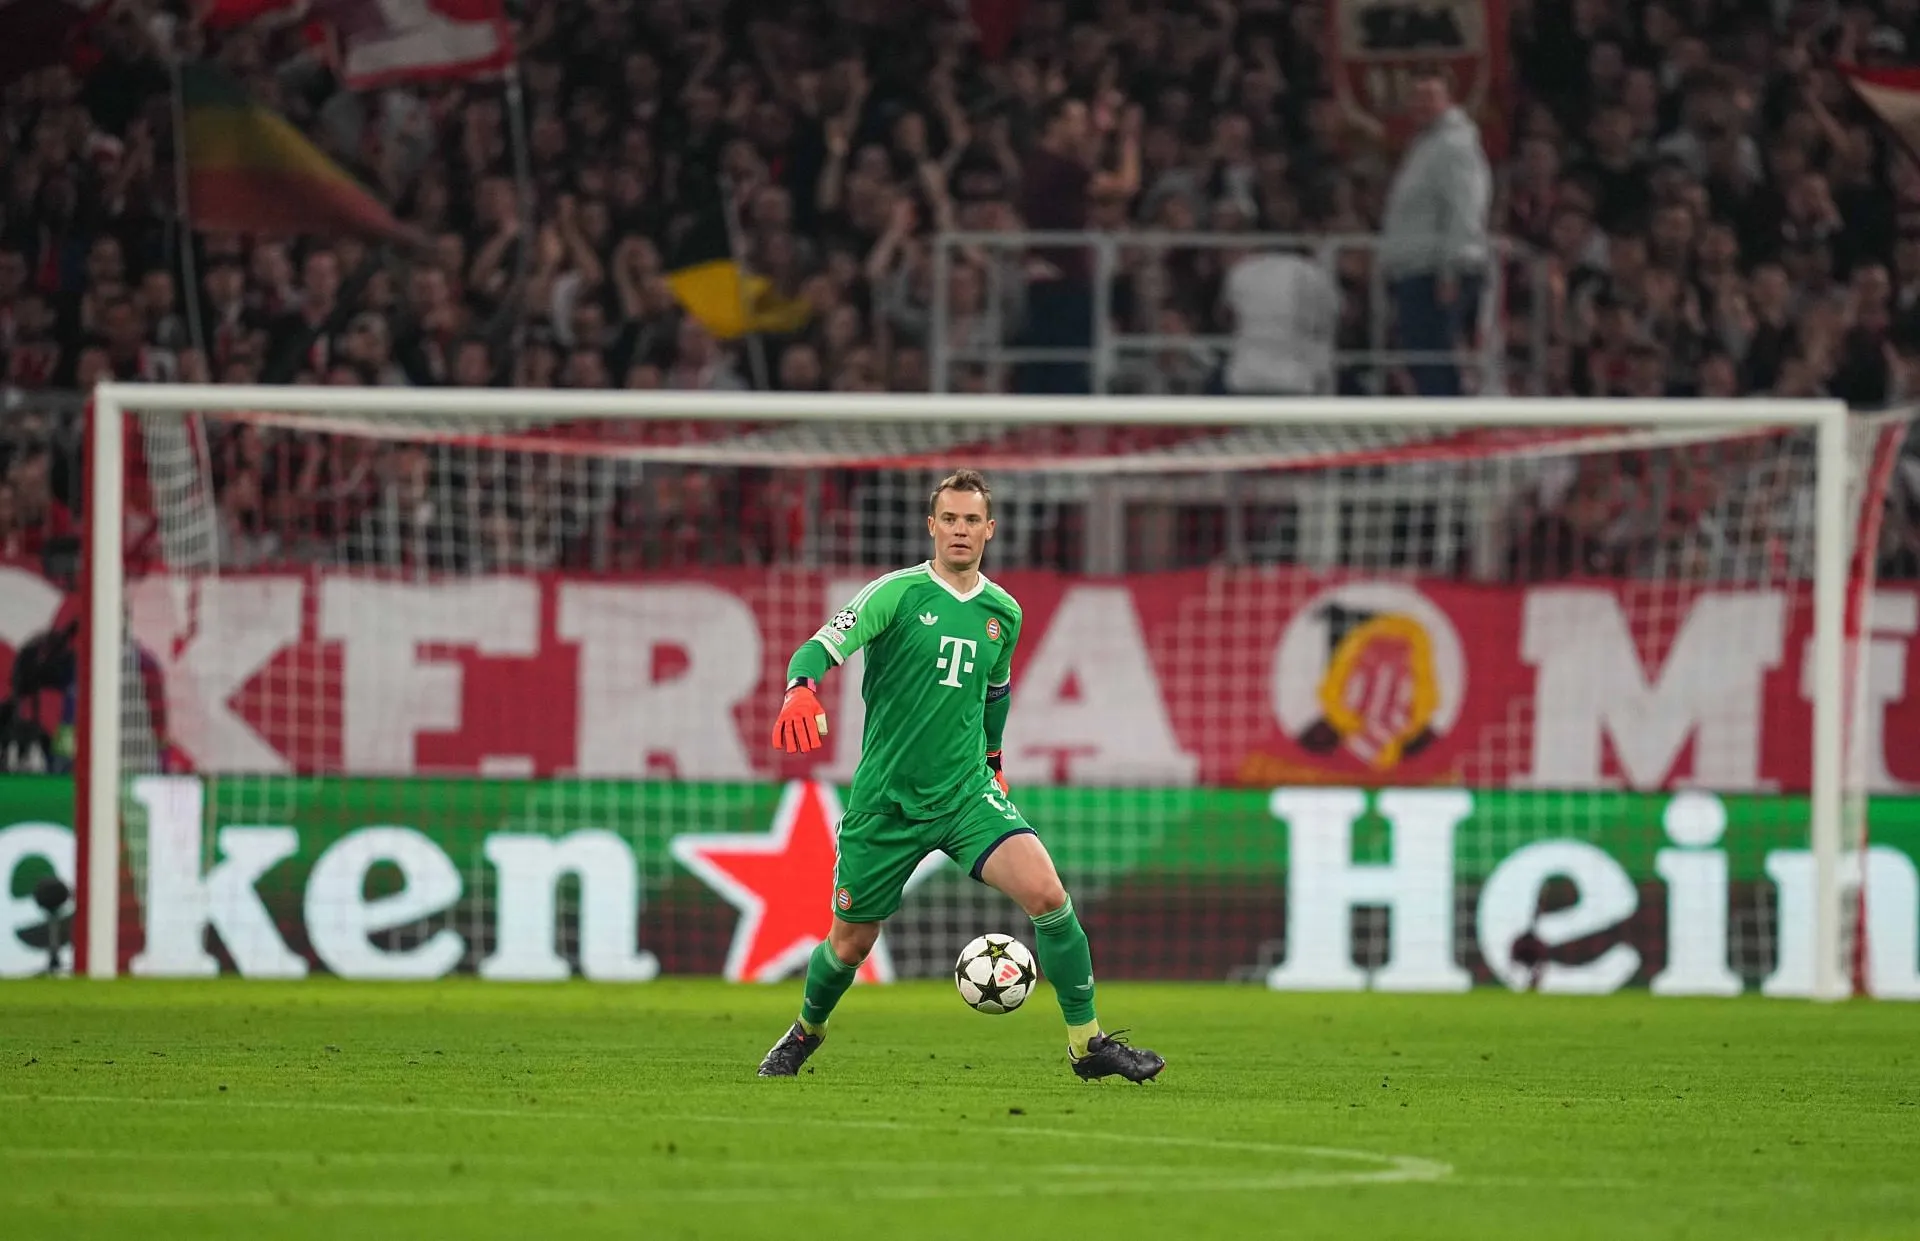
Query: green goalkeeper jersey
[[791, 562, 1023, 819]]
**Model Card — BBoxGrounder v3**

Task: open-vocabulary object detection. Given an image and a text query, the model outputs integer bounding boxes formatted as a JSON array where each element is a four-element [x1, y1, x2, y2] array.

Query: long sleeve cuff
[[787, 639, 833, 684], [984, 686, 1011, 753]]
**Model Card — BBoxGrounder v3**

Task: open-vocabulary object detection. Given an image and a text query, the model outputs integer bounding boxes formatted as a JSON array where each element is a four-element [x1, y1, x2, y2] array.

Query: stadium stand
[[4, 0, 1920, 577]]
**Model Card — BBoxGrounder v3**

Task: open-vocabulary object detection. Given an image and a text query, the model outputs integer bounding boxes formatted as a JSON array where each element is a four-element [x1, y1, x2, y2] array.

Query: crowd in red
[[4, 0, 1920, 581]]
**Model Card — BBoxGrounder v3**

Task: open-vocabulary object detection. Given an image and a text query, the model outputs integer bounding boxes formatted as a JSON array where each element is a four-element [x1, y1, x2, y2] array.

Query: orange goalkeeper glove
[[986, 749, 1008, 796], [772, 677, 829, 753]]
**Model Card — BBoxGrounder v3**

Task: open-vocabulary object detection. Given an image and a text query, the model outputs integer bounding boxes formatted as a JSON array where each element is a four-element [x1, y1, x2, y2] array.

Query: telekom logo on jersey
[[934, 635, 978, 687]]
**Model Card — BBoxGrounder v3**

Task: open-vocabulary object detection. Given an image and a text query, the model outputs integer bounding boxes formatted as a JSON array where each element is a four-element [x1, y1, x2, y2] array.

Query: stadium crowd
[[3, 0, 1920, 577]]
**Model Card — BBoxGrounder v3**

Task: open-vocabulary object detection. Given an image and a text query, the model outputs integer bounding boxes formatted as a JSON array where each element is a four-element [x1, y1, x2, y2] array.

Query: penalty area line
[[0, 1094, 1451, 1200], [0, 1171, 1439, 1211], [0, 1092, 568, 1122], [664, 1110, 1450, 1164], [0, 1166, 1450, 1211], [652, 1111, 1452, 1190]]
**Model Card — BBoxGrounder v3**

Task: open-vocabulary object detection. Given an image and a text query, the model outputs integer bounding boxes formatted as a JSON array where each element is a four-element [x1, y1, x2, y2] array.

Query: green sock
[[1032, 896, 1098, 1030], [798, 940, 859, 1033]]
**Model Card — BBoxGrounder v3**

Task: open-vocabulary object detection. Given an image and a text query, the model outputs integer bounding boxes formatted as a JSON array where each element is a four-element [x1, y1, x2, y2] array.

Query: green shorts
[[832, 775, 1035, 923]]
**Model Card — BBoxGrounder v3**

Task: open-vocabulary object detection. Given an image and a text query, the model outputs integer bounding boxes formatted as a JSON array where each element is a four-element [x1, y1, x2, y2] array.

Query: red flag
[[1841, 63, 1920, 165], [308, 0, 513, 89]]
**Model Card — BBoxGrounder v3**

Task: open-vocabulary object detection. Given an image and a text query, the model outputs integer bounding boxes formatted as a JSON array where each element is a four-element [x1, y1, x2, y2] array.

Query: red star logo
[[671, 780, 940, 984]]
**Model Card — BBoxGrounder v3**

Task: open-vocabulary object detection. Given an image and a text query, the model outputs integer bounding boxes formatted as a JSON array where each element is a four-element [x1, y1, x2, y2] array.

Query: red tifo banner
[[3, 564, 1918, 793], [309, 0, 515, 89], [1841, 63, 1920, 168], [1327, 0, 1511, 158], [197, 0, 515, 88]]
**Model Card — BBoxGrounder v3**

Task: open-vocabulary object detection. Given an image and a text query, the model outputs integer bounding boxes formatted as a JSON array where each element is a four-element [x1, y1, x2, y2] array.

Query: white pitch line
[[1442, 1176, 1644, 1191], [0, 1148, 492, 1167], [0, 1148, 1121, 1177], [0, 1092, 1452, 1199], [0, 1166, 1444, 1212], [0, 1093, 558, 1121], [656, 1110, 1450, 1173]]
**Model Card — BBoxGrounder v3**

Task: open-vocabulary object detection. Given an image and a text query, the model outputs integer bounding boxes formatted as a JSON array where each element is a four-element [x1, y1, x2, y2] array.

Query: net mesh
[[101, 398, 1912, 995]]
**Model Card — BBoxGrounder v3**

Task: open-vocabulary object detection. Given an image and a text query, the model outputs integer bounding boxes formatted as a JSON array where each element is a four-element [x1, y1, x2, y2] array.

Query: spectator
[[889, 346, 929, 394], [5, 450, 74, 558], [666, 319, 746, 391], [100, 294, 175, 381], [5, 291, 63, 389], [266, 248, 346, 381], [1117, 307, 1215, 396], [778, 342, 825, 392], [340, 312, 406, 385], [1013, 93, 1140, 394], [349, 447, 461, 572], [213, 469, 280, 570], [1217, 246, 1339, 397], [0, 245, 26, 334], [139, 269, 188, 353], [1380, 69, 1493, 397], [608, 469, 756, 568], [0, 481, 26, 561]]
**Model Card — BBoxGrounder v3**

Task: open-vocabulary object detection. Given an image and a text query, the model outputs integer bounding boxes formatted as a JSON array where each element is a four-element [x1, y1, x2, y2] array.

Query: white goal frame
[[80, 382, 1859, 997]]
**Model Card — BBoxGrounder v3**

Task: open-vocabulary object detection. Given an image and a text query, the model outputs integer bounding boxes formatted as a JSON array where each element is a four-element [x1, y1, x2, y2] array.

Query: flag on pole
[[179, 63, 410, 240], [665, 197, 810, 341], [308, 0, 514, 89], [1840, 63, 1920, 164]]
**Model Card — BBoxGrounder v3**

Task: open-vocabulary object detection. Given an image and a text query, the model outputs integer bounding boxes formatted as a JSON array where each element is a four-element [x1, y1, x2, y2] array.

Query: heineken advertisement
[[2, 775, 1917, 997]]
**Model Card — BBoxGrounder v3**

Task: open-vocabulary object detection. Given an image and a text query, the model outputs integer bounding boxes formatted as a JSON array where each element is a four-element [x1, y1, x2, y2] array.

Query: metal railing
[[926, 229, 1552, 398]]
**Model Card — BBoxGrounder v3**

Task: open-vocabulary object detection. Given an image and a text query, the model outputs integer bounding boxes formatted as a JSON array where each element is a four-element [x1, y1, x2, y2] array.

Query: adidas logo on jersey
[[919, 612, 939, 625]]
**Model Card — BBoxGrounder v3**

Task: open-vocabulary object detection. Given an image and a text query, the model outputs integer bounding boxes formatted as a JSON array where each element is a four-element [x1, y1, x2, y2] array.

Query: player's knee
[[828, 921, 879, 966], [1023, 883, 1070, 921]]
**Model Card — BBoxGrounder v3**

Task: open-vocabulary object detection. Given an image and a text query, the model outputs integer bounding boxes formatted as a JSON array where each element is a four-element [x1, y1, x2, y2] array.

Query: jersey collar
[[923, 560, 989, 602]]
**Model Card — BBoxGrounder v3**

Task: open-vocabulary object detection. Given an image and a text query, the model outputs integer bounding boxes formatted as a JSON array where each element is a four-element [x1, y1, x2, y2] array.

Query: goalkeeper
[[757, 469, 1164, 1083]]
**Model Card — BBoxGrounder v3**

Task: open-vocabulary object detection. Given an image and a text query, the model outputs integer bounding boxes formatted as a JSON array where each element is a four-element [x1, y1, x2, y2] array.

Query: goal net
[[73, 385, 1918, 999]]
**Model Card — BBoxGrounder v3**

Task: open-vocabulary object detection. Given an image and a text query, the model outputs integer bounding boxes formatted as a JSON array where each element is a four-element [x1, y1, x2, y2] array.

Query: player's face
[[927, 489, 994, 571]]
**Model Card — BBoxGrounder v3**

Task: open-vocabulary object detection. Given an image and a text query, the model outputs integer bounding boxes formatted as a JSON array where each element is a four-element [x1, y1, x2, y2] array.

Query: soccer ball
[[954, 933, 1038, 1015]]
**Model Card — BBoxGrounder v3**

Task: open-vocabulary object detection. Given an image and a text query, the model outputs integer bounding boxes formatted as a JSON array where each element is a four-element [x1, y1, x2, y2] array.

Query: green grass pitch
[[1, 980, 1916, 1241]]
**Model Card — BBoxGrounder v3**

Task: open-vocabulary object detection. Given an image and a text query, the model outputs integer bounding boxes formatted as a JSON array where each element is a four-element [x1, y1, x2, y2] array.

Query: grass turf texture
[[0, 981, 1916, 1241]]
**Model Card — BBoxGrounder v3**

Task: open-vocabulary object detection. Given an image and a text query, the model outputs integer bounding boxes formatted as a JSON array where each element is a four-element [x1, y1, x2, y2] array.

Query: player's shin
[[1031, 896, 1100, 1054], [798, 940, 859, 1034]]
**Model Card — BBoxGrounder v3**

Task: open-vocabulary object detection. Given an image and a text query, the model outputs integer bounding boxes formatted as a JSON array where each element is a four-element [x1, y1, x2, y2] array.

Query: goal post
[[80, 384, 125, 981], [74, 381, 1895, 999]]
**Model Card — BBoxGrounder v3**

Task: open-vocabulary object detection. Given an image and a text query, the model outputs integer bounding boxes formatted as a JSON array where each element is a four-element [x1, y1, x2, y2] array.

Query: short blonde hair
[[928, 468, 992, 517]]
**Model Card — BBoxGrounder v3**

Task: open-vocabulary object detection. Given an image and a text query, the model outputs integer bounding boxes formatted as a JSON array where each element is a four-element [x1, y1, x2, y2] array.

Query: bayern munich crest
[[1272, 581, 1467, 772]]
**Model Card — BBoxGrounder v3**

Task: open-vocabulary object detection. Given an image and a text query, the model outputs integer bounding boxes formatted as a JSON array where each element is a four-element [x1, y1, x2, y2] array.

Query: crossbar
[[94, 383, 1843, 428]]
